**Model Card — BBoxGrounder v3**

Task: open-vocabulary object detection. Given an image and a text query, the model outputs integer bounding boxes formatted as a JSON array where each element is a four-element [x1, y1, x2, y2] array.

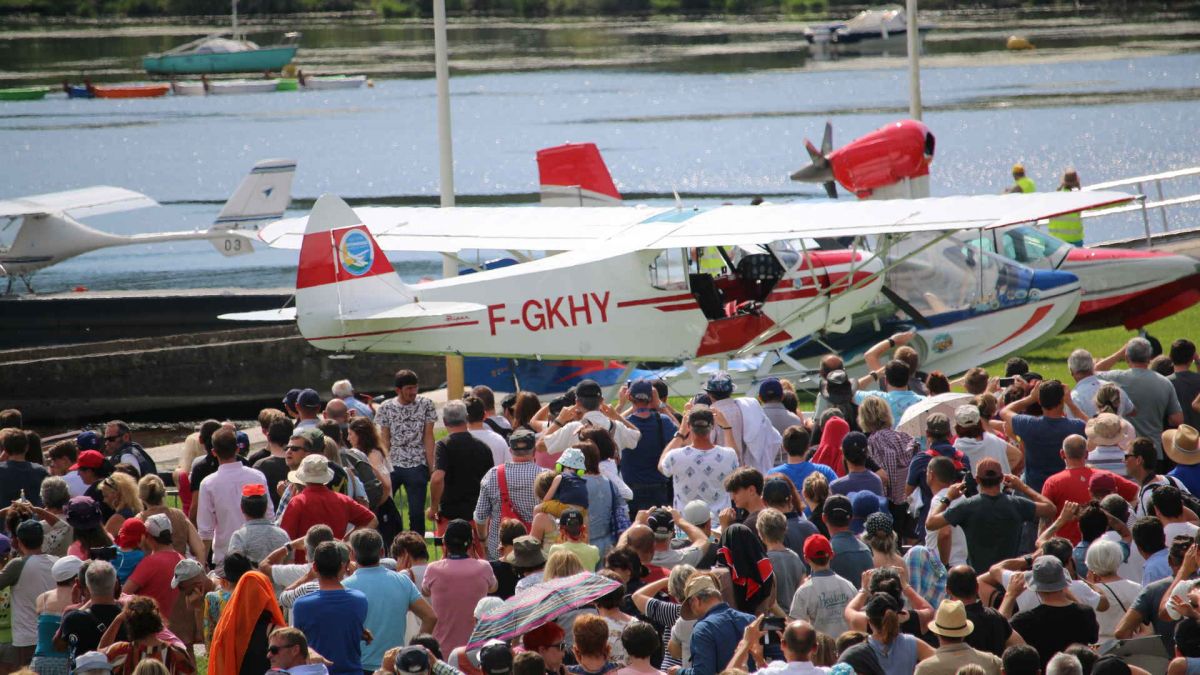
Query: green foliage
[[373, 0, 417, 16]]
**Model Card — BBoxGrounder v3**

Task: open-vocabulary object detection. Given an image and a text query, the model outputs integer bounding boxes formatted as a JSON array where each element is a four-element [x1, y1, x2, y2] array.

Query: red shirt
[[279, 483, 376, 543], [125, 548, 184, 619], [1041, 467, 1138, 544], [642, 564, 669, 583]]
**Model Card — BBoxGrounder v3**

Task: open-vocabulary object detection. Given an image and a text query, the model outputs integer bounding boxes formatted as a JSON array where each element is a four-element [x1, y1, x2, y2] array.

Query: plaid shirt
[[474, 460, 541, 558], [867, 428, 917, 504], [904, 545, 947, 608]]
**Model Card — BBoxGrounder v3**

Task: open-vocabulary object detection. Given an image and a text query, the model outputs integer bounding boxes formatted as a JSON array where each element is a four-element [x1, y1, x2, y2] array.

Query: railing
[[1083, 166, 1200, 248]]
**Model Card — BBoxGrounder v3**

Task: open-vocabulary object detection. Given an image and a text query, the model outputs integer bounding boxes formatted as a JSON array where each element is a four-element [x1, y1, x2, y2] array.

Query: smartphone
[[760, 616, 786, 644], [998, 377, 1016, 387]]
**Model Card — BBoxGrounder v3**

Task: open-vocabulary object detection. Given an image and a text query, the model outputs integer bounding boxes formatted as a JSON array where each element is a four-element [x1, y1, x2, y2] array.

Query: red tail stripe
[[297, 225, 395, 290], [309, 319, 480, 342], [985, 305, 1052, 352]]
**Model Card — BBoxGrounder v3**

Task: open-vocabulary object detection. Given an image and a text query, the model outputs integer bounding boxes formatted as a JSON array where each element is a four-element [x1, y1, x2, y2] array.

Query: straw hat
[[1165, 425, 1200, 466], [1086, 413, 1134, 450], [288, 454, 334, 485], [929, 599, 974, 639]]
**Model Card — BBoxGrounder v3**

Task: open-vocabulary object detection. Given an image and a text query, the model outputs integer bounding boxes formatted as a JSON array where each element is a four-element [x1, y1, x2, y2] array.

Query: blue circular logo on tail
[[339, 229, 374, 277]]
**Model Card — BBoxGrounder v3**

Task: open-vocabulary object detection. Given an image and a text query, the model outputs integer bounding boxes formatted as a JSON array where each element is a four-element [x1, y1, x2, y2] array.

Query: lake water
[[2, 12, 1200, 293]]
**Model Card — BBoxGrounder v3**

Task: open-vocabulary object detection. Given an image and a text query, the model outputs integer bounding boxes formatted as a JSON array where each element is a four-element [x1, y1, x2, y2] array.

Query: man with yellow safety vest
[[694, 247, 726, 275], [1006, 163, 1036, 194], [1047, 170, 1084, 246]]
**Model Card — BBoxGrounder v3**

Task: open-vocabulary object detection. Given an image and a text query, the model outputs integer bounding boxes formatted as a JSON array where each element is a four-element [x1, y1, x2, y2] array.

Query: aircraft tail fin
[[208, 158, 297, 256], [295, 194, 415, 332], [536, 143, 623, 206]]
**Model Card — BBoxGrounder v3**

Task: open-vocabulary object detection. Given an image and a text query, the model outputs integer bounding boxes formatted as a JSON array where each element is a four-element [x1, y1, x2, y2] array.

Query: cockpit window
[[882, 232, 1034, 317], [1000, 226, 1067, 263]]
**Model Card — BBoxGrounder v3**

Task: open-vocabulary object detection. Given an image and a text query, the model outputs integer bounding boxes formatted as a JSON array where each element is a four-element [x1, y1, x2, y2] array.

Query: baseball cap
[[508, 429, 537, 454], [479, 640, 513, 675], [52, 555, 84, 583], [629, 380, 654, 402], [575, 379, 603, 401], [647, 508, 674, 540], [703, 371, 735, 395], [761, 478, 793, 506], [758, 378, 783, 399], [803, 534, 833, 563], [297, 388, 321, 409], [974, 457, 1003, 480], [145, 513, 173, 538], [16, 520, 42, 542], [822, 369, 853, 403], [115, 518, 147, 549], [849, 491, 885, 534], [680, 573, 721, 619], [70, 449, 105, 471], [72, 651, 112, 672], [1026, 555, 1069, 592], [443, 519, 474, 547], [824, 494, 853, 527], [171, 559, 205, 589], [841, 432, 868, 463], [397, 646, 431, 674], [1089, 472, 1118, 497], [683, 500, 711, 526], [954, 404, 981, 427], [242, 483, 267, 497], [235, 431, 251, 455], [76, 431, 104, 452], [1091, 655, 1132, 675], [64, 496, 103, 530], [560, 508, 585, 536], [282, 388, 302, 408], [925, 412, 951, 438]]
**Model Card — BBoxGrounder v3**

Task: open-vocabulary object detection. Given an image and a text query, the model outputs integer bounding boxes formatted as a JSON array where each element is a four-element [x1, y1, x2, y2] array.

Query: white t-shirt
[[659, 444, 739, 517], [1093, 578, 1143, 638], [955, 432, 1011, 475], [789, 570, 857, 639], [926, 487, 968, 568], [470, 428, 511, 466], [1000, 570, 1102, 613], [1165, 521, 1200, 544], [63, 471, 87, 497], [1103, 530, 1145, 582]]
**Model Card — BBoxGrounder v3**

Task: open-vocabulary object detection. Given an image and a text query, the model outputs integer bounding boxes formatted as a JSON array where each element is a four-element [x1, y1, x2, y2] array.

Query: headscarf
[[716, 524, 774, 612], [207, 571, 285, 675], [811, 416, 850, 477]]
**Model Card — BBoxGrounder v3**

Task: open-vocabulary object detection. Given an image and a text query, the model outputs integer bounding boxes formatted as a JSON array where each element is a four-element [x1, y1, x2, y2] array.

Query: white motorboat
[[206, 78, 280, 95], [805, 5, 933, 49], [172, 81, 206, 96], [299, 74, 367, 91]]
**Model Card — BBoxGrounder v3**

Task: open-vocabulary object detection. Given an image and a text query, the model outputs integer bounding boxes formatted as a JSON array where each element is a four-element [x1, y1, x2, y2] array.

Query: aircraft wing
[[0, 186, 158, 220], [258, 191, 1133, 253]]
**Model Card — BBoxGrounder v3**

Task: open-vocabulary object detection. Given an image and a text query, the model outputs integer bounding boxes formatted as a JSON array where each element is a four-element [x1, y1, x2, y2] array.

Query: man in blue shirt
[[343, 529, 437, 673], [1133, 516, 1172, 586], [830, 432, 884, 497], [293, 540, 369, 675], [1000, 379, 1085, 493], [671, 573, 755, 675], [622, 380, 678, 513], [769, 426, 836, 493], [853, 360, 926, 430], [822, 494, 873, 589]]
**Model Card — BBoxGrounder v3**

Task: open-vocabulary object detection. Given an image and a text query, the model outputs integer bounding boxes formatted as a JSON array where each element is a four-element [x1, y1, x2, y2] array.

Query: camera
[[89, 545, 118, 562], [548, 388, 577, 417], [760, 616, 786, 644]]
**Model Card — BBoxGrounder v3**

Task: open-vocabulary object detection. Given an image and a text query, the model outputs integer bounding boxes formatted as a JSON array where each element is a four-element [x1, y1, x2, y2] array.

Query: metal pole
[[231, 0, 238, 39], [433, 0, 464, 400], [906, 0, 922, 120]]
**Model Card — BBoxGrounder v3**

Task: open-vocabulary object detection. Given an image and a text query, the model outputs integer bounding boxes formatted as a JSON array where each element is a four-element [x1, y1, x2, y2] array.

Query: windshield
[[881, 232, 1035, 317]]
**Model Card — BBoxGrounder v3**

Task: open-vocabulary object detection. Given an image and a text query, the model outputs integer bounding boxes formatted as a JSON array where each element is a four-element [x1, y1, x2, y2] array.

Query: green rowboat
[[0, 86, 50, 101]]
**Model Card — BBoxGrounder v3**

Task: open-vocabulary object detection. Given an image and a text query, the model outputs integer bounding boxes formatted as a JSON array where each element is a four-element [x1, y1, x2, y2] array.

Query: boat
[[206, 78, 279, 95], [89, 83, 171, 99], [142, 0, 299, 76], [172, 80, 206, 96], [64, 83, 94, 99], [805, 5, 933, 49], [0, 86, 50, 101], [298, 73, 367, 91], [276, 78, 298, 91]]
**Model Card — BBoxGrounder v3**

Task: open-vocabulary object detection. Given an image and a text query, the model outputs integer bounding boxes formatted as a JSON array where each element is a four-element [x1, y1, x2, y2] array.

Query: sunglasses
[[267, 644, 294, 655], [104, 435, 121, 442], [1123, 453, 1137, 459], [285, 445, 308, 452]]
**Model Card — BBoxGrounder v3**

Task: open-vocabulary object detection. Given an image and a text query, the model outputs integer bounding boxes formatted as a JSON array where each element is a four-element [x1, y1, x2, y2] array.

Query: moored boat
[[89, 83, 171, 99], [144, 36, 299, 75], [276, 78, 298, 91], [805, 5, 933, 48], [299, 73, 367, 91], [206, 78, 280, 95], [0, 86, 51, 101], [172, 80, 207, 96]]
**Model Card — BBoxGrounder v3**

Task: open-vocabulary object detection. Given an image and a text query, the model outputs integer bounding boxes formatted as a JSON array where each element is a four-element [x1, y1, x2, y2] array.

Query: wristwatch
[[1023, 555, 1034, 571], [938, 496, 951, 506], [887, 337, 896, 348]]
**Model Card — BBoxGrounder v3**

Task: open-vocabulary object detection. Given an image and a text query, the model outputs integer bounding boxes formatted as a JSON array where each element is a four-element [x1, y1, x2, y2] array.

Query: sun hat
[[64, 496, 103, 530], [506, 536, 547, 568], [557, 447, 586, 473], [288, 454, 334, 485], [929, 599, 975, 638], [1087, 413, 1134, 450], [52, 555, 84, 583], [475, 596, 506, 620], [115, 518, 146, 549], [1026, 555, 1069, 593], [1165, 425, 1200, 466]]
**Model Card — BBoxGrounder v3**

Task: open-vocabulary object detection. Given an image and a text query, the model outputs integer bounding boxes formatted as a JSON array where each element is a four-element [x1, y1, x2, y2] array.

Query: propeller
[[789, 121, 838, 199]]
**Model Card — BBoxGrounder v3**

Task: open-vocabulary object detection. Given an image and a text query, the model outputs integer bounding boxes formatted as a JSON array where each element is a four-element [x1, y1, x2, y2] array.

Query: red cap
[[241, 483, 267, 497], [70, 450, 105, 471], [803, 534, 833, 563], [522, 621, 565, 651], [116, 517, 147, 549], [1089, 473, 1118, 497]]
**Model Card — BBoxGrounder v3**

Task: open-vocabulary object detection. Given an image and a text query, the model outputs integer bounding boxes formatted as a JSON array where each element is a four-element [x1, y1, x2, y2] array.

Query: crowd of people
[[1, 334, 1200, 675]]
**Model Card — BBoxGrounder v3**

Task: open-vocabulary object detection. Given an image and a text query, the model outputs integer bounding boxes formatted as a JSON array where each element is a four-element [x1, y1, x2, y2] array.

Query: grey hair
[[40, 476, 71, 510], [668, 564, 697, 602], [1067, 349, 1094, 375], [1046, 652, 1083, 675], [331, 379, 354, 398], [1085, 539, 1124, 577], [85, 560, 117, 597], [1126, 337, 1153, 364], [443, 400, 468, 426]]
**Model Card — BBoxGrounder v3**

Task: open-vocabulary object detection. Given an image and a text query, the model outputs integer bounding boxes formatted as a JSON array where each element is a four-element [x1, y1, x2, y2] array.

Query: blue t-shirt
[[853, 390, 926, 428], [555, 474, 589, 510], [1171, 464, 1200, 498], [622, 412, 677, 486], [830, 470, 884, 497], [770, 462, 838, 490], [113, 549, 145, 583], [1011, 415, 1086, 492], [343, 567, 421, 670], [293, 588, 369, 674]]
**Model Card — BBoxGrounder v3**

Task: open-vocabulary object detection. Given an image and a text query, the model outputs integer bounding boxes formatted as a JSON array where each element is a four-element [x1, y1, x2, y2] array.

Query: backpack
[[483, 417, 511, 440], [124, 442, 157, 479], [340, 448, 384, 507], [926, 446, 976, 495], [1140, 477, 1200, 519]]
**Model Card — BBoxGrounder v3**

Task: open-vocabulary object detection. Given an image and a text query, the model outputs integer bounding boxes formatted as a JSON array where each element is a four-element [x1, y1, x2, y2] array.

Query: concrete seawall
[[3, 324, 444, 424]]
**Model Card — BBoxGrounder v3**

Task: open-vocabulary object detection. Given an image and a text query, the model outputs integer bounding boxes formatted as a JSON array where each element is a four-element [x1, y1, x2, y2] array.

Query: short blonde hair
[[755, 508, 787, 544], [857, 395, 893, 434], [543, 549, 585, 581]]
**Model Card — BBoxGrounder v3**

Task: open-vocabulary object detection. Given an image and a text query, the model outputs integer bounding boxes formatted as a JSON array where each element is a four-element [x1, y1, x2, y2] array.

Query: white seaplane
[[0, 158, 295, 294], [236, 185, 1130, 363]]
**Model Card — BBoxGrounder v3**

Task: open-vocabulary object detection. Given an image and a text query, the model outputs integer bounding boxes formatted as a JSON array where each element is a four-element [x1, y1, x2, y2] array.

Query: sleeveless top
[[868, 633, 919, 675], [34, 613, 66, 657]]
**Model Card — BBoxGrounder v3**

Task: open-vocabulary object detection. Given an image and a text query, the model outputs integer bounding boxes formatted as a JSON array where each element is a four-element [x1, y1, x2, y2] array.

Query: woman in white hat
[[1086, 413, 1136, 477]]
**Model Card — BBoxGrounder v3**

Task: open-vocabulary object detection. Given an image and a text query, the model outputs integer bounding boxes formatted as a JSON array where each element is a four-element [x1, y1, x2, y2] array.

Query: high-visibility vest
[[698, 247, 725, 274], [1015, 177, 1036, 193], [1047, 187, 1084, 246]]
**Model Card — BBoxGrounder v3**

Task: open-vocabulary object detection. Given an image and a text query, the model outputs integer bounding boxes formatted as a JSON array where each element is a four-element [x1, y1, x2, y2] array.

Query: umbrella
[[466, 572, 620, 649], [896, 392, 974, 438]]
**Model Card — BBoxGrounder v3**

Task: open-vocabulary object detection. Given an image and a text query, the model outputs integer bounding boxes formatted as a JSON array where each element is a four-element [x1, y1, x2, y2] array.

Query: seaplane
[[239, 183, 1129, 367], [0, 158, 296, 294]]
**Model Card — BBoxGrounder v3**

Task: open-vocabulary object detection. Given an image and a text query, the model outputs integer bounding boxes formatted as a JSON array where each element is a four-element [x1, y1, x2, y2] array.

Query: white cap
[[954, 404, 981, 427], [52, 555, 84, 583], [683, 500, 711, 526], [72, 651, 112, 672], [145, 513, 172, 538]]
